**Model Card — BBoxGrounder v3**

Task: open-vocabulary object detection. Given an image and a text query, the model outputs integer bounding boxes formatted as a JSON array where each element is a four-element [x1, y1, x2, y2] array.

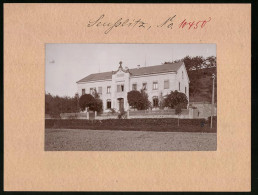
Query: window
[[164, 80, 169, 89], [82, 89, 85, 95], [132, 83, 137, 90], [153, 96, 159, 107], [107, 86, 111, 94], [179, 82, 180, 91], [90, 88, 95, 95], [107, 99, 111, 109], [98, 87, 102, 94], [182, 71, 184, 79], [153, 82, 158, 90], [142, 83, 147, 90], [185, 87, 187, 94], [117, 84, 124, 92]]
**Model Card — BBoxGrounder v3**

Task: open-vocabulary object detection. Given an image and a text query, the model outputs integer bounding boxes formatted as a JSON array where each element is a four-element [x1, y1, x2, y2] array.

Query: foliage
[[92, 98, 103, 113], [164, 55, 217, 102], [140, 89, 151, 110], [79, 93, 103, 112], [175, 103, 185, 126], [127, 90, 142, 110], [45, 117, 217, 132], [164, 90, 188, 109], [45, 93, 79, 117], [79, 94, 96, 111], [164, 55, 216, 71], [158, 92, 166, 109], [175, 103, 184, 115], [127, 90, 151, 110]]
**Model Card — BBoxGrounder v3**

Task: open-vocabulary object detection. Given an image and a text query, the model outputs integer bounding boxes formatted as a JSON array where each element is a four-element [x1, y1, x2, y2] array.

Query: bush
[[79, 94, 103, 112], [79, 94, 95, 111], [164, 90, 188, 109], [127, 90, 151, 110]]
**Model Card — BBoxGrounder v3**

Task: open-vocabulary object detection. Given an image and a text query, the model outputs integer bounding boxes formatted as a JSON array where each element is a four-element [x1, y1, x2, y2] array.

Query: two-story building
[[76, 61, 190, 112]]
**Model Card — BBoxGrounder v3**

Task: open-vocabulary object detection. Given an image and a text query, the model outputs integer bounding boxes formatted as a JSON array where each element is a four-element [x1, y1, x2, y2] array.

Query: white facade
[[77, 62, 190, 112]]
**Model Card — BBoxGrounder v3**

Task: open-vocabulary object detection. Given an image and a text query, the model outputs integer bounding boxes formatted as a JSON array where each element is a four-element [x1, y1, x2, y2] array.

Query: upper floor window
[[142, 83, 147, 90], [164, 80, 169, 89], [117, 84, 124, 92], [82, 89, 85, 95], [107, 86, 111, 94], [179, 82, 181, 91], [98, 86, 102, 94], [90, 88, 96, 95], [153, 82, 158, 90], [132, 83, 137, 91], [185, 87, 187, 94], [182, 71, 184, 79]]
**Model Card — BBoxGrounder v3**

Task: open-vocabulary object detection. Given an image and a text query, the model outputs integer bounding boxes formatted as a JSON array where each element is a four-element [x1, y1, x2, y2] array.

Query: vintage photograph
[[45, 43, 217, 151]]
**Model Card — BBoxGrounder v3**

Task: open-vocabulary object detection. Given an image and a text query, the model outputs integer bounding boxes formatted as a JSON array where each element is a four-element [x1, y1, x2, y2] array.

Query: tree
[[127, 90, 150, 110], [45, 93, 79, 117], [140, 89, 151, 110], [91, 89, 103, 113], [158, 92, 165, 109], [92, 98, 103, 113], [127, 90, 143, 110], [164, 90, 188, 109], [79, 94, 96, 111], [175, 103, 184, 126]]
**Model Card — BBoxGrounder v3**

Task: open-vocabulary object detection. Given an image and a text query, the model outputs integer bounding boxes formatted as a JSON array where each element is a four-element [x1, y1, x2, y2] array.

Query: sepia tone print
[[45, 43, 217, 151]]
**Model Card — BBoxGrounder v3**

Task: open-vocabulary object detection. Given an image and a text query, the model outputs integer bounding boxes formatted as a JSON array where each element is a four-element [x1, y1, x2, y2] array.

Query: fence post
[[127, 110, 130, 119], [86, 111, 89, 119]]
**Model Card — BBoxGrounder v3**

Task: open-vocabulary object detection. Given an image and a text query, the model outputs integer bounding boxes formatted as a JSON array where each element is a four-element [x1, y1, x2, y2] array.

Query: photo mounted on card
[[45, 43, 217, 151], [4, 3, 251, 191]]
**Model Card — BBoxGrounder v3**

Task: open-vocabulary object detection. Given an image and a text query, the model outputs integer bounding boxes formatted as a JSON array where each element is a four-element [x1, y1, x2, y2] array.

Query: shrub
[[164, 90, 188, 109], [127, 90, 150, 110], [79, 94, 95, 111], [79, 94, 103, 112]]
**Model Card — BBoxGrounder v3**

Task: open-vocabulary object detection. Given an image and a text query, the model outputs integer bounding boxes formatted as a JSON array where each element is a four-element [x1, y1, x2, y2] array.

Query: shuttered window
[[164, 80, 169, 89]]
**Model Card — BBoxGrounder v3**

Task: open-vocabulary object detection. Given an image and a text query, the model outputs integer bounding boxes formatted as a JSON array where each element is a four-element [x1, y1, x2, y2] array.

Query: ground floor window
[[107, 99, 111, 109], [153, 96, 159, 107]]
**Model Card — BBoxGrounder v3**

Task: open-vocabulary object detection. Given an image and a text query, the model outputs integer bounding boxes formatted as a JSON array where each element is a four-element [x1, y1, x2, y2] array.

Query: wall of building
[[130, 72, 177, 102], [77, 64, 190, 112], [175, 64, 190, 101]]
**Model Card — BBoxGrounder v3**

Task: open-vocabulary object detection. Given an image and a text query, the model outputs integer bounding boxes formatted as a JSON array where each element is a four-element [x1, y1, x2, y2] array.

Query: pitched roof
[[77, 61, 183, 83]]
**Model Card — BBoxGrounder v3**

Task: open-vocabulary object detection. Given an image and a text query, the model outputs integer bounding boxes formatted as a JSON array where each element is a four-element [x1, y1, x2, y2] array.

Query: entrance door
[[118, 98, 124, 111]]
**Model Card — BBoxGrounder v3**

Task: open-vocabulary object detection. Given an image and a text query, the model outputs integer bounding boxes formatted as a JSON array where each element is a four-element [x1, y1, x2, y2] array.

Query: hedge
[[45, 117, 217, 133]]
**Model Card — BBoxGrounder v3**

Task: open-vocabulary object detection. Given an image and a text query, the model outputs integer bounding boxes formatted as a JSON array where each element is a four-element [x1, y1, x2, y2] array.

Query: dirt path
[[45, 129, 217, 151]]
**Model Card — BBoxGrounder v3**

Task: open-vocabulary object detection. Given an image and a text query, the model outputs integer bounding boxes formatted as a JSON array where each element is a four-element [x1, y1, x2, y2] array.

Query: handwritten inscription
[[87, 14, 212, 34]]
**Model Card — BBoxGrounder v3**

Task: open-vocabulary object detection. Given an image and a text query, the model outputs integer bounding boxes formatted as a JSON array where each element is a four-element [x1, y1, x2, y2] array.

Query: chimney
[[137, 65, 141, 69]]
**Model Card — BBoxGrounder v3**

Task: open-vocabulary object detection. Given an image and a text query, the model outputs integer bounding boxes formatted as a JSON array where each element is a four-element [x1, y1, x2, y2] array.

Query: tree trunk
[[178, 115, 179, 126]]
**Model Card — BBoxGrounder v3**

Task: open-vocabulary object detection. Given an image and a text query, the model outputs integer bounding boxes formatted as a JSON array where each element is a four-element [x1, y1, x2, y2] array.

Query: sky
[[45, 44, 216, 97]]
